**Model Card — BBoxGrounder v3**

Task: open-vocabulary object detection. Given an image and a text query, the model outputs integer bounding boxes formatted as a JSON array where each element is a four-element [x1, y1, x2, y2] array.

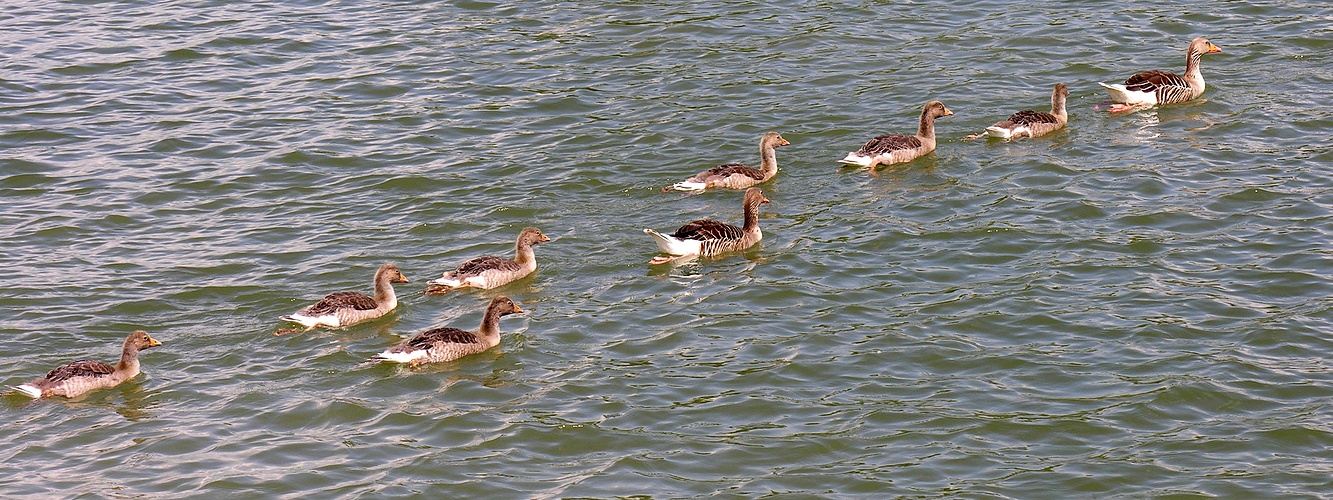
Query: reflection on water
[[4, 382, 158, 422]]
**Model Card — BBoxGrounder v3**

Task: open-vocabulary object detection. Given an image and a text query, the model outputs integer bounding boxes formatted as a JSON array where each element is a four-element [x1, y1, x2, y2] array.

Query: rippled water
[[2, 0, 1331, 497]]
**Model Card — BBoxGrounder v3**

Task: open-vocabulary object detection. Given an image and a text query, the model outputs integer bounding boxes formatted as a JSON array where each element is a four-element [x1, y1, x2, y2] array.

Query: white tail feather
[[280, 314, 317, 327], [1098, 82, 1134, 103], [669, 181, 706, 191], [371, 350, 424, 364], [428, 276, 463, 287], [838, 153, 872, 167], [281, 313, 335, 328], [985, 126, 1014, 139], [643, 228, 701, 256], [643, 228, 675, 253], [10, 384, 41, 398]]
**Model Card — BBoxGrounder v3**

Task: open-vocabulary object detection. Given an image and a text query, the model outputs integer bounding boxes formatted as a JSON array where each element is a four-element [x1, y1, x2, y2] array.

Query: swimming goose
[[643, 187, 768, 265], [1099, 37, 1221, 112], [371, 296, 524, 367], [979, 83, 1070, 140], [840, 100, 953, 169], [10, 330, 162, 398], [667, 132, 791, 191], [277, 263, 409, 335], [424, 227, 550, 295]]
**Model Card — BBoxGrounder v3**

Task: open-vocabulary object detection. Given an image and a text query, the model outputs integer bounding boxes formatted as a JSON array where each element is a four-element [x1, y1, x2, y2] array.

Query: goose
[[277, 263, 409, 335], [667, 132, 791, 191], [424, 227, 550, 295], [976, 83, 1070, 140], [1099, 37, 1221, 112], [371, 296, 524, 367], [840, 100, 953, 169], [10, 330, 162, 398], [643, 187, 768, 265]]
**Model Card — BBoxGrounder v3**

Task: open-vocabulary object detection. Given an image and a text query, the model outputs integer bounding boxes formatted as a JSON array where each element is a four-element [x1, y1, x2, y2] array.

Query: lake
[[1, 0, 1330, 497]]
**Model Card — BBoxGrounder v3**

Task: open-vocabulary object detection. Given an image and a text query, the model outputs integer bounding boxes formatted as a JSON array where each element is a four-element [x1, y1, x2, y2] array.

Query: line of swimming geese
[[8, 37, 1223, 399]]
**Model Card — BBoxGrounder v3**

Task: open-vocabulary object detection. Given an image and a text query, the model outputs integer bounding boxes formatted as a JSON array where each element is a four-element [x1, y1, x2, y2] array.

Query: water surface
[[2, 0, 1331, 497]]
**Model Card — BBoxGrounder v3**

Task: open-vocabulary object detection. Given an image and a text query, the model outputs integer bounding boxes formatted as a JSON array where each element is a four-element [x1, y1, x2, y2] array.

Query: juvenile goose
[[424, 227, 550, 295], [371, 296, 524, 367], [667, 132, 791, 191], [277, 263, 409, 335], [840, 100, 953, 169], [978, 83, 1070, 140], [10, 330, 162, 398], [643, 187, 768, 265], [1099, 37, 1222, 112]]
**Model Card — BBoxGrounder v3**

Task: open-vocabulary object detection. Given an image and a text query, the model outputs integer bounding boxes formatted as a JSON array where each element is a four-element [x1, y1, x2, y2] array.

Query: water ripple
[[2, 0, 1331, 497]]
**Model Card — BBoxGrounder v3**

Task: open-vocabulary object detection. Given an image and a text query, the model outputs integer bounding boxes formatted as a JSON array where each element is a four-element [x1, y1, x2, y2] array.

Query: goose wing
[[671, 219, 744, 241], [43, 360, 115, 383], [452, 256, 521, 278], [304, 291, 378, 314], [1125, 70, 1189, 94], [394, 327, 482, 353], [1005, 109, 1060, 125], [702, 163, 765, 181], [856, 134, 922, 156]]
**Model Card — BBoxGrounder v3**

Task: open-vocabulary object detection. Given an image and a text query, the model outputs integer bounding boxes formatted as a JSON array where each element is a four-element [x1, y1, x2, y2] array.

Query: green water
[[2, 1, 1330, 497]]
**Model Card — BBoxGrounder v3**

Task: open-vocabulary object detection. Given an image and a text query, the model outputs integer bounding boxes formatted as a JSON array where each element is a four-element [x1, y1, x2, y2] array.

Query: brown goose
[[643, 187, 769, 265], [1099, 37, 1221, 112], [277, 263, 409, 335], [981, 83, 1070, 140], [10, 330, 162, 398], [839, 100, 953, 169], [424, 227, 550, 295], [371, 296, 524, 367], [667, 132, 791, 191]]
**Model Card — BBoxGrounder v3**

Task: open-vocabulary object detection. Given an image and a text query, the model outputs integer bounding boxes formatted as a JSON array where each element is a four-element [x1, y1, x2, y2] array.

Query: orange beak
[[512, 304, 525, 314], [1207, 42, 1221, 53]]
